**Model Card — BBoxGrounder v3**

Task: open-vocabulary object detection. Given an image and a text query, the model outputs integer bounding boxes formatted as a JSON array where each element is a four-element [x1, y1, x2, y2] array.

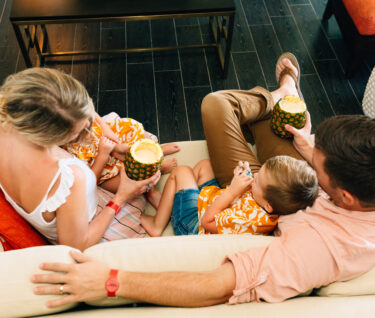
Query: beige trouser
[[201, 87, 303, 186]]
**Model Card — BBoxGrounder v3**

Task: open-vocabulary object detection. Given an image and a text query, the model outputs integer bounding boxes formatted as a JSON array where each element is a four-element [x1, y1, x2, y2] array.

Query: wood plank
[[155, 70, 190, 143], [98, 90, 127, 117], [126, 20, 152, 64], [300, 74, 334, 132], [151, 19, 179, 72], [288, 0, 309, 4], [44, 24, 75, 74], [0, 0, 18, 47], [176, 25, 209, 87], [264, 0, 291, 17], [72, 23, 100, 106], [291, 5, 335, 61], [185, 86, 211, 140], [205, 47, 239, 91], [271, 16, 315, 74], [241, 0, 270, 26], [315, 60, 362, 115], [175, 17, 198, 26], [100, 27, 126, 91], [127, 63, 158, 135], [231, 0, 255, 52], [329, 38, 370, 103], [232, 51, 266, 89], [250, 24, 282, 87], [311, 0, 341, 39], [0, 45, 19, 83]]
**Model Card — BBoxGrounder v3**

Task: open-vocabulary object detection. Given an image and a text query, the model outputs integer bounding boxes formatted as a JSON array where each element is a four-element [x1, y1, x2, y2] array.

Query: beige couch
[[1, 141, 374, 318]]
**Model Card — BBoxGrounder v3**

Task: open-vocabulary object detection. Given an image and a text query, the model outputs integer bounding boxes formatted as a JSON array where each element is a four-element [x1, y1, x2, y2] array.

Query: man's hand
[[32, 250, 109, 308], [285, 111, 314, 164]]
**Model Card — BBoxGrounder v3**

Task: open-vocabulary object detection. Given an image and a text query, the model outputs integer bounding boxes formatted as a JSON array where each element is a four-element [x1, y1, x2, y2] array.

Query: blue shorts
[[171, 178, 220, 235]]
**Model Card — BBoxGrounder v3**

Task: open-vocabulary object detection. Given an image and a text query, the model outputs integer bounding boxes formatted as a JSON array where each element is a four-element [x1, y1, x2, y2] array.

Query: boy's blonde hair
[[263, 156, 318, 215], [0, 67, 94, 146]]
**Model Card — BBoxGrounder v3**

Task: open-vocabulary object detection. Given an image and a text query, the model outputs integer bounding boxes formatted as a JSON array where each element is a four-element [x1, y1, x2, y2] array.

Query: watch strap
[[106, 269, 119, 297], [106, 201, 122, 215]]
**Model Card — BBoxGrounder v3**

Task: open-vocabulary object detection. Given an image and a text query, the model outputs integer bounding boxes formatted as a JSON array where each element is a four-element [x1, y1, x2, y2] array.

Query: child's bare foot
[[141, 214, 163, 237], [161, 143, 180, 156], [147, 188, 161, 210], [143, 132, 158, 142], [161, 158, 177, 174]]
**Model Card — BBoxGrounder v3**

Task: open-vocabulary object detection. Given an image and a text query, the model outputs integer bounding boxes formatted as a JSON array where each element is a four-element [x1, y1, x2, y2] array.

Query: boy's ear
[[264, 202, 273, 213], [340, 189, 360, 209]]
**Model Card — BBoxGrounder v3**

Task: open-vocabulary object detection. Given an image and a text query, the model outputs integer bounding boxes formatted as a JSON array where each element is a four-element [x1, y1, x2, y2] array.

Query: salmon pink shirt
[[225, 195, 375, 304]]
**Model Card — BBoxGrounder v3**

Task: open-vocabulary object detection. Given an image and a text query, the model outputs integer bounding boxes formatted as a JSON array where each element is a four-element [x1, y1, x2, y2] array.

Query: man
[[32, 53, 375, 308]]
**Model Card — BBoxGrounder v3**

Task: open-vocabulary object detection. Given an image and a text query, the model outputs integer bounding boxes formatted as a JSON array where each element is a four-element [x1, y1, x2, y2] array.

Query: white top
[[0, 157, 98, 243]]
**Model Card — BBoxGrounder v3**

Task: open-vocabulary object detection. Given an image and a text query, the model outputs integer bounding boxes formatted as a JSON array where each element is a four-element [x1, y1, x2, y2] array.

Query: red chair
[[323, 0, 375, 78]]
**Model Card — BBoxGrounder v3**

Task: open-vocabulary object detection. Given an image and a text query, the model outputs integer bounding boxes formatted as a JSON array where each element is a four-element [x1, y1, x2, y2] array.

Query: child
[[141, 156, 319, 236], [64, 112, 180, 195]]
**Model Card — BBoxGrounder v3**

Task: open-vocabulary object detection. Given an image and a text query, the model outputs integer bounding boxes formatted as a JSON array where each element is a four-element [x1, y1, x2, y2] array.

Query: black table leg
[[12, 23, 32, 68]]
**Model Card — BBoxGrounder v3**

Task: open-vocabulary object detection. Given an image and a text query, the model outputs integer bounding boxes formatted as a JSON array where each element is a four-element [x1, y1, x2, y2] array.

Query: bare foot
[[147, 188, 161, 210], [141, 214, 163, 237], [161, 158, 177, 174], [143, 132, 158, 142], [161, 143, 180, 156], [275, 58, 299, 97]]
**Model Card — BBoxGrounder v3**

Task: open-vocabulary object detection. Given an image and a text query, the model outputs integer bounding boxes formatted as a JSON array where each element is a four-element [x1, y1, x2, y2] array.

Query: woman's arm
[[57, 166, 161, 250]]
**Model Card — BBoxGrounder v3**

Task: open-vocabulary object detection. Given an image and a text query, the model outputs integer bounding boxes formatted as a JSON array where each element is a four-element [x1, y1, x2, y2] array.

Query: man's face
[[312, 148, 342, 205]]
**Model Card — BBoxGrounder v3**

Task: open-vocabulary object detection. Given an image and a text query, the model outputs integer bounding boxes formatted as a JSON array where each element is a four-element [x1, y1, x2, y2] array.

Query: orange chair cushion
[[0, 189, 47, 251], [342, 0, 375, 35]]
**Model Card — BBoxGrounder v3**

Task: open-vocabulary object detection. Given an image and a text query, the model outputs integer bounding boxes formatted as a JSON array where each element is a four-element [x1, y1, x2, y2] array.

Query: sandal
[[275, 52, 304, 101]]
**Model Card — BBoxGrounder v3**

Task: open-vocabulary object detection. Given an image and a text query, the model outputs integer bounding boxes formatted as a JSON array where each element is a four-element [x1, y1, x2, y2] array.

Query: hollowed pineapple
[[124, 139, 163, 180], [270, 95, 306, 138]]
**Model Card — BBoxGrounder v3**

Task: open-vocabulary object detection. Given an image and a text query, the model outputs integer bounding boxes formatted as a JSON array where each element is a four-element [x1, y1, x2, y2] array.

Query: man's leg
[[201, 87, 271, 186]]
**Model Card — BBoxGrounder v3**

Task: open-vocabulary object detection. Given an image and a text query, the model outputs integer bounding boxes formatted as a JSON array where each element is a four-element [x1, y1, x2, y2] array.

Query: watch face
[[106, 278, 119, 293]]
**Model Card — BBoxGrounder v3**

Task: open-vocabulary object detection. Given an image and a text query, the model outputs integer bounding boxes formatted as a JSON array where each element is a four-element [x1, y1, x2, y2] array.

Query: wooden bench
[[10, 0, 235, 77]]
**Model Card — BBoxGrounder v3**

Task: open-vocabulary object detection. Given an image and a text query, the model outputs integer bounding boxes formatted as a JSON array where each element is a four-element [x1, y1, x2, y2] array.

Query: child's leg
[[193, 159, 216, 186], [160, 158, 178, 174], [99, 175, 121, 193], [161, 143, 180, 156], [141, 166, 198, 237]]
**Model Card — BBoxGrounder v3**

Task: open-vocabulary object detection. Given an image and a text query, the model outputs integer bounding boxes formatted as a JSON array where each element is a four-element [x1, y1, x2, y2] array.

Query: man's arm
[[285, 111, 314, 165], [32, 250, 236, 308]]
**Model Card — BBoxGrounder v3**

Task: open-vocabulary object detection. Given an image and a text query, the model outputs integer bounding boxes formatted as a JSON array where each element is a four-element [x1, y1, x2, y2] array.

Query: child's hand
[[228, 163, 253, 197], [111, 143, 131, 161], [101, 124, 119, 143], [98, 136, 117, 157]]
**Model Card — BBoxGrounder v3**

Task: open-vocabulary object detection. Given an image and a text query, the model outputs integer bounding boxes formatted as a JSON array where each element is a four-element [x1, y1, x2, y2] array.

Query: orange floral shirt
[[197, 186, 278, 235]]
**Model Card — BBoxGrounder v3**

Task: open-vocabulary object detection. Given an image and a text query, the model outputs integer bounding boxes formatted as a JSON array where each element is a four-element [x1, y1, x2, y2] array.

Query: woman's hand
[[284, 111, 314, 164], [31, 250, 109, 308], [113, 167, 161, 205]]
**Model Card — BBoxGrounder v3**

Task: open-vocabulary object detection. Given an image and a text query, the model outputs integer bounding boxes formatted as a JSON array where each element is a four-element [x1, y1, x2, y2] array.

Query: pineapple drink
[[270, 95, 306, 138], [124, 139, 164, 180]]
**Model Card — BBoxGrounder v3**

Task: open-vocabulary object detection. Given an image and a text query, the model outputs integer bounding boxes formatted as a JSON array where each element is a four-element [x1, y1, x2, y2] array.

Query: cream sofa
[[1, 141, 374, 318]]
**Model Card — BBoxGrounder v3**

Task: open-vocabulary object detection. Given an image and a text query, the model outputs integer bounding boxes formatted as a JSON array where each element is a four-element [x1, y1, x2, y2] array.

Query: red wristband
[[106, 201, 122, 215], [105, 269, 119, 297]]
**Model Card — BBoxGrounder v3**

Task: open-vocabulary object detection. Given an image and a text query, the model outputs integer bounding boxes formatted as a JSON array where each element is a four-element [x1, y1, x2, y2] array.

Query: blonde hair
[[263, 156, 318, 215], [0, 67, 94, 146]]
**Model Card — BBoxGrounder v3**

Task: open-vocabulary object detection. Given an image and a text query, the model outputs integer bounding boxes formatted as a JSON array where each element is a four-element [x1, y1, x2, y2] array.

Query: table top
[[10, 0, 235, 22]]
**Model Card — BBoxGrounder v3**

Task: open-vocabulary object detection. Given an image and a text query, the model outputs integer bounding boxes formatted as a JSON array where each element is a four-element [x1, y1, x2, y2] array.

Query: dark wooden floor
[[1, 0, 374, 143]]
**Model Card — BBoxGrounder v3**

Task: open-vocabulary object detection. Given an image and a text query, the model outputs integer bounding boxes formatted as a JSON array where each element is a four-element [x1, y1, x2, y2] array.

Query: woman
[[0, 67, 160, 251]]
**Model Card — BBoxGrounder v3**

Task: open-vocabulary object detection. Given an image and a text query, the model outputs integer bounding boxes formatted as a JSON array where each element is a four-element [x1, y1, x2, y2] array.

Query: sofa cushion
[[0, 245, 78, 317], [0, 189, 47, 251], [342, 0, 375, 35], [317, 266, 375, 297]]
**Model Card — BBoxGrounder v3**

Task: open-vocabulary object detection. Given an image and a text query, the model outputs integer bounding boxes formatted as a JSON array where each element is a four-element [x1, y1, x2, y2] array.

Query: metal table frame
[[10, 10, 235, 77]]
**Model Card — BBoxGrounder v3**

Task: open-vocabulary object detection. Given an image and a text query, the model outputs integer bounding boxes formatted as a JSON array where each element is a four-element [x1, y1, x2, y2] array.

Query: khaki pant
[[201, 87, 303, 186]]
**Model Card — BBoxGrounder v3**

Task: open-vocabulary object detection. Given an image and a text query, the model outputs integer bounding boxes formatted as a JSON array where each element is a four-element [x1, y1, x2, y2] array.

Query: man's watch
[[105, 269, 119, 297]]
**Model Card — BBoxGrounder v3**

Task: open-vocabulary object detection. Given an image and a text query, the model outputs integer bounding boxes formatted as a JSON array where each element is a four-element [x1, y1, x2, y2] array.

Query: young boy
[[141, 156, 318, 236]]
